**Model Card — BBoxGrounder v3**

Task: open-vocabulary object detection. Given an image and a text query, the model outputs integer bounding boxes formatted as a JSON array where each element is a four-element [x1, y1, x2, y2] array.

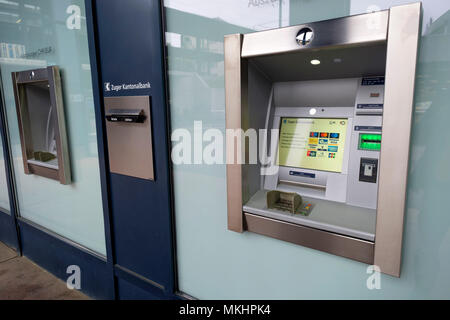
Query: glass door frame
[[0, 69, 21, 253]]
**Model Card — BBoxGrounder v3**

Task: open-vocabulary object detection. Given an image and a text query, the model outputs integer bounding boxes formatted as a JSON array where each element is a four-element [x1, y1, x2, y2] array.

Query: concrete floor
[[0, 242, 90, 300]]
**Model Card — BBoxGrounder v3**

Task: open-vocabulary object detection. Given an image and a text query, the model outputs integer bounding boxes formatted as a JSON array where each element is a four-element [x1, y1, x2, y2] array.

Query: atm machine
[[225, 3, 421, 277]]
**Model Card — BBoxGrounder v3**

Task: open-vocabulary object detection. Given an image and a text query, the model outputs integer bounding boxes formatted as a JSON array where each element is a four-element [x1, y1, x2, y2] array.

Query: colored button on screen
[[330, 133, 340, 139]]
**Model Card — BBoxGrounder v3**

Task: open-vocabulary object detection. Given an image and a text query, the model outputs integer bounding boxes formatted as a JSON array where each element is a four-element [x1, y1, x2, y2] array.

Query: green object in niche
[[34, 151, 56, 162], [267, 190, 302, 214]]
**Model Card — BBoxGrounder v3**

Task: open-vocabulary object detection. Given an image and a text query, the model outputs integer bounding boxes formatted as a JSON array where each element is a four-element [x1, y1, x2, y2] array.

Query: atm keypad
[[296, 202, 314, 216]]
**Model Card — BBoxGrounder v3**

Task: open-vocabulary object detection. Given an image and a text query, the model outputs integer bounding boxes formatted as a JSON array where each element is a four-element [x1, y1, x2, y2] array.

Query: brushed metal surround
[[225, 3, 422, 275], [28, 163, 59, 181], [11, 66, 71, 185], [374, 2, 422, 277], [244, 213, 374, 264], [249, 43, 387, 82], [49, 67, 71, 184], [242, 10, 388, 58], [104, 96, 154, 181], [225, 34, 246, 233]]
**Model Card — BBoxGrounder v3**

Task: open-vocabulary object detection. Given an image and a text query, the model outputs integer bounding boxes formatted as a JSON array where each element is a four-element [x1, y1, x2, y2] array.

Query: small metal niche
[[12, 66, 71, 185]]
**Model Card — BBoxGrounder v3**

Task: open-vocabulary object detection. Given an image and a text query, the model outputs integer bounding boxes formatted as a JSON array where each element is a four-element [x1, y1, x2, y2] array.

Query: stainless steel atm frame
[[12, 66, 71, 185], [225, 3, 421, 277]]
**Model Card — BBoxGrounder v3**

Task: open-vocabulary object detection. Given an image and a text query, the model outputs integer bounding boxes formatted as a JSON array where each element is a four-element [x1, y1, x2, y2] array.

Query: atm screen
[[278, 117, 348, 173]]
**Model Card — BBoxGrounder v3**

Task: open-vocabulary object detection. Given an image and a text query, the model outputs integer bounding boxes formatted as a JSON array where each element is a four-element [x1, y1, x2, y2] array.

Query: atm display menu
[[278, 118, 348, 173]]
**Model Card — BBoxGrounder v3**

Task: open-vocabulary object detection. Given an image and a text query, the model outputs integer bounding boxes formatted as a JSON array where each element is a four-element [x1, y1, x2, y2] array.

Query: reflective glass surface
[[165, 0, 450, 299], [0, 135, 9, 213], [0, 0, 106, 255]]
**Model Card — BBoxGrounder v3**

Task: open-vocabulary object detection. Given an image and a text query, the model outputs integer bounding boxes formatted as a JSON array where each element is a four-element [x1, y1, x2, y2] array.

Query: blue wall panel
[[93, 0, 176, 298], [18, 220, 114, 299], [0, 212, 18, 251]]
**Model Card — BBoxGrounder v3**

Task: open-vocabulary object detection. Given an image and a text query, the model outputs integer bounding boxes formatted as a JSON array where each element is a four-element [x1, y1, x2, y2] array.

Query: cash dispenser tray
[[244, 190, 376, 241]]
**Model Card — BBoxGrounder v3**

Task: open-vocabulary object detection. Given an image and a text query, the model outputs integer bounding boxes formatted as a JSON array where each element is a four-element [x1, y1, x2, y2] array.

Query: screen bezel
[[263, 106, 354, 194], [277, 116, 351, 174]]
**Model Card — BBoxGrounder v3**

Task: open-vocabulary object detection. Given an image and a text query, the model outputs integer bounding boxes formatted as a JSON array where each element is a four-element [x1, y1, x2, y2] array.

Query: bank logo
[[296, 27, 313, 46], [104, 81, 151, 93]]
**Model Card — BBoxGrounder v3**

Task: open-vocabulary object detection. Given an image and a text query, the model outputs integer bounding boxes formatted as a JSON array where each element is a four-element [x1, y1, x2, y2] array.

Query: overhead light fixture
[[310, 59, 320, 65]]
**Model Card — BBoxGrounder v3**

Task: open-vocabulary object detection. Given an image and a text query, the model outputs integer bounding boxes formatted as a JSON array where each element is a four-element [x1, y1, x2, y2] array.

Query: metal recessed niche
[[12, 66, 71, 185], [224, 3, 422, 277]]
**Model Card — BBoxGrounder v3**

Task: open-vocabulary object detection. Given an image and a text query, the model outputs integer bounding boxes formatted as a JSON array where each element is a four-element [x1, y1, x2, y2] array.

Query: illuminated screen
[[278, 118, 348, 173]]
